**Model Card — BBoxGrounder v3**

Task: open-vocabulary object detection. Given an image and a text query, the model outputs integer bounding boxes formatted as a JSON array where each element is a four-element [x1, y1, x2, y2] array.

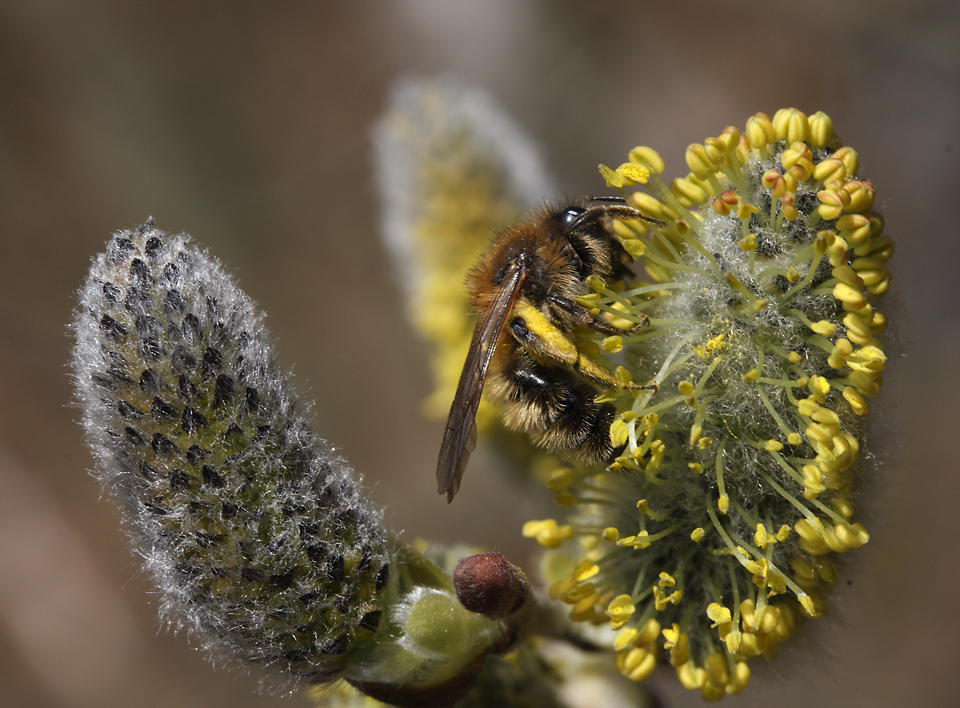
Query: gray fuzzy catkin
[[72, 221, 391, 687]]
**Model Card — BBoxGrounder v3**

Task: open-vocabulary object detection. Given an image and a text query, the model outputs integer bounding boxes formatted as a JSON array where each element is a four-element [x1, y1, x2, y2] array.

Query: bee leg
[[547, 294, 648, 335], [497, 348, 622, 464], [512, 300, 655, 393], [510, 301, 579, 367]]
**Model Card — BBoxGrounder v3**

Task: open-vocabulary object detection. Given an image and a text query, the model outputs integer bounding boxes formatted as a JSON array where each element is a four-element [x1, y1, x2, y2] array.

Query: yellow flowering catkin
[[540, 109, 889, 699]]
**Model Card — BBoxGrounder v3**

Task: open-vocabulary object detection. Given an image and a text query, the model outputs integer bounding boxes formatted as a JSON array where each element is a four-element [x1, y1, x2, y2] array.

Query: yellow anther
[[766, 572, 787, 595], [846, 344, 887, 375], [794, 518, 826, 543], [810, 407, 840, 426], [736, 201, 760, 220], [863, 234, 893, 262], [797, 398, 820, 417], [598, 164, 623, 188], [782, 171, 798, 192], [781, 141, 813, 171], [659, 572, 676, 587], [813, 157, 847, 183], [805, 422, 835, 446], [677, 661, 706, 690], [691, 527, 705, 541], [764, 439, 783, 452], [653, 586, 669, 611], [832, 282, 868, 311], [618, 648, 656, 683], [817, 189, 849, 220], [809, 319, 837, 336], [837, 212, 872, 242], [843, 180, 876, 212], [704, 137, 727, 164], [704, 651, 730, 690], [617, 530, 651, 549], [607, 594, 636, 629], [629, 190, 665, 217], [742, 368, 760, 382], [827, 236, 850, 266], [601, 527, 620, 542], [717, 493, 729, 513], [758, 605, 782, 636], [613, 627, 639, 652], [772, 108, 809, 143], [689, 419, 702, 446], [808, 375, 830, 399], [574, 561, 600, 582], [814, 229, 835, 254], [842, 386, 868, 415], [779, 191, 799, 221], [857, 265, 890, 288], [617, 162, 651, 186], [621, 236, 647, 258], [602, 335, 624, 354], [835, 522, 869, 549], [843, 312, 874, 345], [787, 432, 803, 445], [807, 111, 834, 148], [637, 617, 661, 646], [798, 593, 817, 617], [740, 634, 763, 657], [745, 112, 777, 149], [522, 519, 574, 548], [628, 146, 665, 174], [802, 464, 825, 499], [707, 603, 732, 626], [832, 146, 860, 176], [869, 308, 888, 333], [688, 462, 703, 475], [560, 580, 596, 604], [762, 169, 786, 198], [712, 196, 731, 216], [666, 631, 693, 669], [662, 623, 681, 647], [672, 176, 709, 204], [678, 380, 695, 396], [738, 233, 757, 251], [832, 265, 865, 289], [610, 419, 630, 447], [787, 351, 803, 364], [719, 125, 741, 152], [755, 523, 772, 548], [569, 593, 599, 621]]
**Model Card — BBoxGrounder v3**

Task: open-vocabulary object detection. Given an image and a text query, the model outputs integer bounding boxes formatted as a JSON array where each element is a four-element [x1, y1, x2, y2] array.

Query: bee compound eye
[[558, 206, 585, 227]]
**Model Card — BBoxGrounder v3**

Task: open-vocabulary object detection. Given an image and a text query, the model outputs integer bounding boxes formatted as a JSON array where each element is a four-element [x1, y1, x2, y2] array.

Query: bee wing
[[437, 261, 526, 503]]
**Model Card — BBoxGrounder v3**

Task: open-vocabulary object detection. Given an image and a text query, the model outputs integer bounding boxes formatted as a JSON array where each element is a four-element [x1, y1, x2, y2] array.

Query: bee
[[437, 197, 659, 502]]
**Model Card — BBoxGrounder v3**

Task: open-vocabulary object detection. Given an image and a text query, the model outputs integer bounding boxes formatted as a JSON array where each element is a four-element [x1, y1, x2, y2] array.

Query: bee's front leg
[[546, 294, 648, 335]]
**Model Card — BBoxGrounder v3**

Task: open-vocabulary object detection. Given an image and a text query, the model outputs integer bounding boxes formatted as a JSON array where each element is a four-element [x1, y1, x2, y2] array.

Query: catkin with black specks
[[71, 221, 391, 688]]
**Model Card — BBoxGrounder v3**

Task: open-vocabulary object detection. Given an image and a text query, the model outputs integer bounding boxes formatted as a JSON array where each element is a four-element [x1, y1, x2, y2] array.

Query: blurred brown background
[[1, 1, 957, 707]]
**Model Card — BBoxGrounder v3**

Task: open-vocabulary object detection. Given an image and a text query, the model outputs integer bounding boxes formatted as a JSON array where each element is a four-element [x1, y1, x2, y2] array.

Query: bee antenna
[[576, 199, 664, 229], [586, 195, 628, 205]]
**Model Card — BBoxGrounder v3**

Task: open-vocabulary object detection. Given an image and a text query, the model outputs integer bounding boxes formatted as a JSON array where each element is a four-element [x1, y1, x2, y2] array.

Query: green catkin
[[72, 222, 392, 685]]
